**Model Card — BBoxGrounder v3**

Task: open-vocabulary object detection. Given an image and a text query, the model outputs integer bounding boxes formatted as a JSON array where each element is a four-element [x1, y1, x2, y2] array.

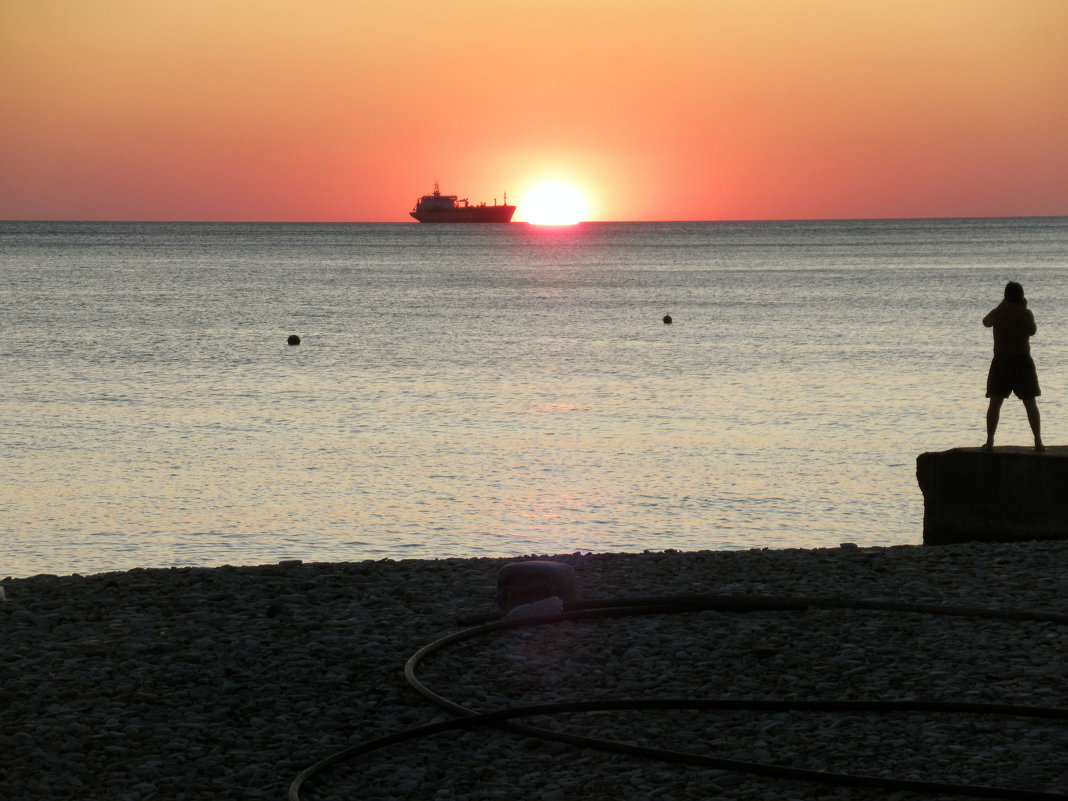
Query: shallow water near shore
[[3, 218, 1068, 577]]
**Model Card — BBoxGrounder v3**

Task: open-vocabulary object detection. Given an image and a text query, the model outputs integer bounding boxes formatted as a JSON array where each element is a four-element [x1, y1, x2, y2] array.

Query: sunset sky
[[3, 0, 1067, 222]]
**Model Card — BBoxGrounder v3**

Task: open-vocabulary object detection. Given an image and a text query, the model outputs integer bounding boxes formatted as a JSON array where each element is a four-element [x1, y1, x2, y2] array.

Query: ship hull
[[410, 206, 516, 223]]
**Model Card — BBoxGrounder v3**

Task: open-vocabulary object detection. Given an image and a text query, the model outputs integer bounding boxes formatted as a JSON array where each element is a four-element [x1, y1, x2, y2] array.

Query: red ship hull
[[410, 206, 516, 223]]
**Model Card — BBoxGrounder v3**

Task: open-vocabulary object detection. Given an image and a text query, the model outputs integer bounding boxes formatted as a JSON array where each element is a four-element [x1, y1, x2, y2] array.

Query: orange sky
[[2, 0, 1067, 222]]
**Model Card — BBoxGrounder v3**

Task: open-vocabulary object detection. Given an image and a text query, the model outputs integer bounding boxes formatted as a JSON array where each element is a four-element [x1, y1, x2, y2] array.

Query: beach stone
[[4, 546, 1068, 801], [917, 446, 1068, 544], [496, 560, 577, 610]]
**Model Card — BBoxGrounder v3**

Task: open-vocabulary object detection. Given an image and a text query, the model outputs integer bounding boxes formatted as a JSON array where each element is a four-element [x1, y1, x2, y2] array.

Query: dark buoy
[[663, 314, 673, 324], [287, 334, 301, 346]]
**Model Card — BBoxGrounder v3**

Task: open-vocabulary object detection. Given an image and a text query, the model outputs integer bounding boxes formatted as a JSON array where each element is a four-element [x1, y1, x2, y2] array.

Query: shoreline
[[4, 542, 1067, 800]]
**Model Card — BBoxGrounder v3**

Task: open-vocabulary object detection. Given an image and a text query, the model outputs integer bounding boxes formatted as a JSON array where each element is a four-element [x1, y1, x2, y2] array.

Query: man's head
[[1004, 281, 1025, 303]]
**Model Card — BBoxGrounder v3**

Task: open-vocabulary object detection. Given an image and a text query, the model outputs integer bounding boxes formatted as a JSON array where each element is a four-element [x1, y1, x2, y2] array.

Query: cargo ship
[[409, 183, 516, 223]]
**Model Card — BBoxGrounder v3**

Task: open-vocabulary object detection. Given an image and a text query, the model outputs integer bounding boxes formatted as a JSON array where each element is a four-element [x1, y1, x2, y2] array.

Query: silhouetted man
[[982, 281, 1044, 452]]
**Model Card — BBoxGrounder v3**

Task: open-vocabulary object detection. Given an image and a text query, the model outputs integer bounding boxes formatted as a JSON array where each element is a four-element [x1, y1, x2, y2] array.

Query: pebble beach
[[3, 542, 1067, 801]]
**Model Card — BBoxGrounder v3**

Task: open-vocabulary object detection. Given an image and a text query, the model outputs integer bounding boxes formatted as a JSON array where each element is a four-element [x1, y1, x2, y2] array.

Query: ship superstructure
[[410, 183, 515, 223]]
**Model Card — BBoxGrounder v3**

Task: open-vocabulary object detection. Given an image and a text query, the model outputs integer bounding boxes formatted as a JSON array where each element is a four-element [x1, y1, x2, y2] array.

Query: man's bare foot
[[1035, 443, 1046, 452], [981, 442, 993, 451]]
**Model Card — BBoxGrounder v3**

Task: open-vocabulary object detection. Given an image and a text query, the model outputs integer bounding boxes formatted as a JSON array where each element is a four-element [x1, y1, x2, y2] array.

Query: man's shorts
[[986, 353, 1041, 399]]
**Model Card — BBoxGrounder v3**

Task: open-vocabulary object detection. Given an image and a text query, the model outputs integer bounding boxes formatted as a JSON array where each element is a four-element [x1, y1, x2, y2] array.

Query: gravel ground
[[2, 542, 1067, 801]]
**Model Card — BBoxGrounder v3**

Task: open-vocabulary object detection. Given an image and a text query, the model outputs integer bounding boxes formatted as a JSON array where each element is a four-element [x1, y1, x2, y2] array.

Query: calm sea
[[3, 218, 1067, 577]]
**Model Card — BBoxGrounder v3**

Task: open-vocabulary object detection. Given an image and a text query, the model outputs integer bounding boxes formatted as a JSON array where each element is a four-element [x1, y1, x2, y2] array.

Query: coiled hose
[[289, 594, 1068, 801]]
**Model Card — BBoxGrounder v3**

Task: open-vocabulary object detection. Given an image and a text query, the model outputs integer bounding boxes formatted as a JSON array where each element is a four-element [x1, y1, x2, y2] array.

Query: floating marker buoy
[[663, 315, 673, 324], [287, 334, 301, 345]]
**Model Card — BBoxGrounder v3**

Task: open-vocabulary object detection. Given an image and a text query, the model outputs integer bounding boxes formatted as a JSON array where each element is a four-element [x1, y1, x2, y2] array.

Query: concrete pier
[[916, 446, 1068, 544]]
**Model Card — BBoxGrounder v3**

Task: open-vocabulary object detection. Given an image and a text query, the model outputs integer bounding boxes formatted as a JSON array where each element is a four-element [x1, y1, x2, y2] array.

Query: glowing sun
[[520, 182, 589, 225]]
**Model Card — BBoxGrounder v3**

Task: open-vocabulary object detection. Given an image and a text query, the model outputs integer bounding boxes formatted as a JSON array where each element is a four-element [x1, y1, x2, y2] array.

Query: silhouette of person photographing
[[982, 281, 1045, 452]]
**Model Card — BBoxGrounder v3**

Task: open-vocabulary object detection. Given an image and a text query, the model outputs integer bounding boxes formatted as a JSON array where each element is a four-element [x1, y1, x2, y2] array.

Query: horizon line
[[3, 214, 1067, 226]]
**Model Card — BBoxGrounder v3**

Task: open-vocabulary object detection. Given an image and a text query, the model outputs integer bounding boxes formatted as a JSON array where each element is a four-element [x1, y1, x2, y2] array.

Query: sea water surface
[[3, 218, 1067, 577]]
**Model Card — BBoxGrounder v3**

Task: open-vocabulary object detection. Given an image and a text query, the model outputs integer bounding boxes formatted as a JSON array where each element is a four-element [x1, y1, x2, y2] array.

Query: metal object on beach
[[496, 560, 577, 611]]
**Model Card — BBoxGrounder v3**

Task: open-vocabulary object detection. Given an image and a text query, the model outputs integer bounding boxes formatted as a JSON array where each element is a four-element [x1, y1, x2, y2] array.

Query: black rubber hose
[[458, 594, 1068, 627], [289, 595, 1068, 801], [289, 699, 1068, 801], [406, 594, 1068, 714]]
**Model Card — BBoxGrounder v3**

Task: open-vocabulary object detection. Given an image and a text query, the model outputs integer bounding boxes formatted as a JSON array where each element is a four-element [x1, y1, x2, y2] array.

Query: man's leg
[[984, 396, 1004, 449], [1021, 396, 1045, 451]]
